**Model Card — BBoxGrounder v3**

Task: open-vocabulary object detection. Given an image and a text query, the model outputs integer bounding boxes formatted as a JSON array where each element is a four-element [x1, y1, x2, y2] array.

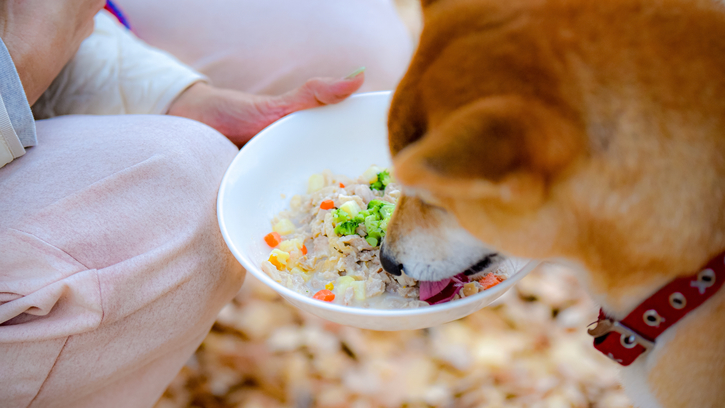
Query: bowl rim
[[217, 91, 540, 317]]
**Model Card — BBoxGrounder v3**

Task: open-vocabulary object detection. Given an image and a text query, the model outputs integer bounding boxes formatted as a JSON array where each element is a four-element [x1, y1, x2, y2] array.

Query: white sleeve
[[32, 11, 207, 119], [0, 90, 26, 168], [0, 37, 37, 168]]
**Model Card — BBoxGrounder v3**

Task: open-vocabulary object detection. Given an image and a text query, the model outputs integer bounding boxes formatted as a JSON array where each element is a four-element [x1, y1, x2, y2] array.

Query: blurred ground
[[155, 266, 632, 408], [154, 2, 633, 407]]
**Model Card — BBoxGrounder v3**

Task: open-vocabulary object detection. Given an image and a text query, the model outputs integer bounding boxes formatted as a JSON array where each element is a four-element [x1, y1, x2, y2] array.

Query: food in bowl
[[260, 166, 510, 309]]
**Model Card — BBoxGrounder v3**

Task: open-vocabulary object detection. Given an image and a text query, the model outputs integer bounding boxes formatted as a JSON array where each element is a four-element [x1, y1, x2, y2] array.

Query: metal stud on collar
[[620, 333, 638, 349], [692, 269, 716, 294], [669, 292, 687, 309], [589, 318, 655, 350], [643, 309, 664, 327]]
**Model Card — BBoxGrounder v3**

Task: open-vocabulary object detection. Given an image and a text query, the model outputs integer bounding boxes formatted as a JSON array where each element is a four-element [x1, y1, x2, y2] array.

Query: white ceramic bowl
[[218, 91, 539, 331]]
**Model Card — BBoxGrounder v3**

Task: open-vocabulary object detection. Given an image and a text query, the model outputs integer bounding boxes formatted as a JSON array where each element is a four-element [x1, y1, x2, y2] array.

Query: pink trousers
[[0, 2, 412, 407], [0, 115, 245, 407]]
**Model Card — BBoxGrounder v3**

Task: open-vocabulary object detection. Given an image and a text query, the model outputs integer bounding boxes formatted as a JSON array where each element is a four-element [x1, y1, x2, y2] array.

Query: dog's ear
[[393, 96, 584, 208], [388, 74, 427, 157]]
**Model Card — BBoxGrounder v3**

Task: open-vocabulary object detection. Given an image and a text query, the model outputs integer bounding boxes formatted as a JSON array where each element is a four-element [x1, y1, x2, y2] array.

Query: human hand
[[167, 69, 366, 146], [0, 0, 105, 105]]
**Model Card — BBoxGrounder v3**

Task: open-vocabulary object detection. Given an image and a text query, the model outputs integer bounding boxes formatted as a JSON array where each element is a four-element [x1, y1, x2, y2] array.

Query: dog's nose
[[380, 242, 403, 276]]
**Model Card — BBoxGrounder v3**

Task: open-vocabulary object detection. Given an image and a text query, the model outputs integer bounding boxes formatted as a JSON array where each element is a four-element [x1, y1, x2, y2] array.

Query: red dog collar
[[588, 252, 725, 366]]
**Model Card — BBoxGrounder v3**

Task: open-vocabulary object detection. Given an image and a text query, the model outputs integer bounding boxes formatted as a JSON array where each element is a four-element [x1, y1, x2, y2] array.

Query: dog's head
[[381, 0, 725, 297]]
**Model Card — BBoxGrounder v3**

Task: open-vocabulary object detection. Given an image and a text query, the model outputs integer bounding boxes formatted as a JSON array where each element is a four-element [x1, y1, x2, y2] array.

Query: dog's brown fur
[[384, 0, 725, 406]]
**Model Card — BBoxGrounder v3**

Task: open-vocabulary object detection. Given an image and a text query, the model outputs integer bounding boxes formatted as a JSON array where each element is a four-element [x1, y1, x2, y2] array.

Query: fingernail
[[344, 66, 366, 80]]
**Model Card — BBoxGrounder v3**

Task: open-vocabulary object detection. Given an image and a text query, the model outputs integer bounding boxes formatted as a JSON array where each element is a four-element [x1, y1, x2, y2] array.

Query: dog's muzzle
[[380, 241, 501, 279]]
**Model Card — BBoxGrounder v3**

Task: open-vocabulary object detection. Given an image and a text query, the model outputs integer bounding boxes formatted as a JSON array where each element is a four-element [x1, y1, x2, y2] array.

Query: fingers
[[238, 69, 365, 144], [274, 68, 366, 114], [167, 70, 366, 147]]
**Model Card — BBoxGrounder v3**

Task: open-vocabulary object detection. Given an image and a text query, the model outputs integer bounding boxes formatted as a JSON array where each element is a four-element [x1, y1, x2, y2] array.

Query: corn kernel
[[268, 249, 290, 271], [325, 282, 334, 291], [273, 219, 296, 235], [269, 257, 283, 270]]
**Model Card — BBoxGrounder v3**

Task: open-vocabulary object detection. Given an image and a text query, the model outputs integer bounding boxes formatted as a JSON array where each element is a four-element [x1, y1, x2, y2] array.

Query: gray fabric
[[0, 38, 37, 148]]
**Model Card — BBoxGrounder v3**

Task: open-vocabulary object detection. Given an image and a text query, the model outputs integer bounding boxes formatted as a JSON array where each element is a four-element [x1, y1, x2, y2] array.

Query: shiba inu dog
[[380, 0, 725, 406]]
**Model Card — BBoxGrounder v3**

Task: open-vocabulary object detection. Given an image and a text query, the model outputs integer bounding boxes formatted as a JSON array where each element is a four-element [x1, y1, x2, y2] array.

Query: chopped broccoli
[[367, 200, 385, 212], [330, 186, 397, 246], [367, 200, 394, 221], [380, 204, 395, 219], [332, 208, 351, 223], [380, 171, 391, 184], [369, 170, 391, 191], [380, 218, 389, 231], [334, 220, 359, 236], [364, 214, 378, 230]]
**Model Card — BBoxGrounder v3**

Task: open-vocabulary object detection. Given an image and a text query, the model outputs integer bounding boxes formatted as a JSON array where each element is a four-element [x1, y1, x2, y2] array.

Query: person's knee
[[35, 114, 238, 187], [29, 115, 239, 272], [104, 115, 239, 199], [125, 115, 238, 184]]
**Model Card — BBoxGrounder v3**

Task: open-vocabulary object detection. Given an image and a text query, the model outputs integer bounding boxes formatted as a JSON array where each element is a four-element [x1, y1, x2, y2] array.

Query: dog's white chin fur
[[392, 211, 499, 281]]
